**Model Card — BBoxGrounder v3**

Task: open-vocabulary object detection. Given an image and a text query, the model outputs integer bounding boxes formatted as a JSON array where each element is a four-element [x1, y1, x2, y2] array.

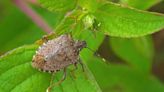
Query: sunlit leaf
[[109, 0, 158, 73], [0, 45, 102, 92], [94, 2, 164, 37], [39, 0, 76, 13], [120, 0, 162, 10]]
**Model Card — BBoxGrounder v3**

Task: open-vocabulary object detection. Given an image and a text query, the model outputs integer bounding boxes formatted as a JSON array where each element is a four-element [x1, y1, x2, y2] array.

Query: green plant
[[0, 0, 164, 92]]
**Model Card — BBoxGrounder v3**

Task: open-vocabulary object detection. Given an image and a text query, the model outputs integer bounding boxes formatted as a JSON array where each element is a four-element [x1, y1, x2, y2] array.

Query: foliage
[[0, 0, 164, 92]]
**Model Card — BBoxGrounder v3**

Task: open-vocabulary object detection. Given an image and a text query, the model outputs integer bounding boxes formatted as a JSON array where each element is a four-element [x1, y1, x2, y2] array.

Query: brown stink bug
[[32, 34, 86, 92]]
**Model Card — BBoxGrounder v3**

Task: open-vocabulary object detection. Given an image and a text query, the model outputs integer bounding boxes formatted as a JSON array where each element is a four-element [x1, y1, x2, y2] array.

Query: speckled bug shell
[[32, 34, 86, 73]]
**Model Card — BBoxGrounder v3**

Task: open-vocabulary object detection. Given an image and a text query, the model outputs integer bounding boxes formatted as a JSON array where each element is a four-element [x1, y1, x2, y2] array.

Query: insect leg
[[47, 73, 55, 92], [46, 68, 67, 92], [72, 62, 78, 71], [42, 32, 56, 42], [79, 59, 85, 72], [55, 68, 67, 86], [70, 63, 78, 78], [36, 32, 56, 45]]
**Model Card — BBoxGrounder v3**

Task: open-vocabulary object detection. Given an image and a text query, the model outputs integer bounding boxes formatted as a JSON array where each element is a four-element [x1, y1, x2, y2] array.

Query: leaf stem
[[13, 0, 53, 34]]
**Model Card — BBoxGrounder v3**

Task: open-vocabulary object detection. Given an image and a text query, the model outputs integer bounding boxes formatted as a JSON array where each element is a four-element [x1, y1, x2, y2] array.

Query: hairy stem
[[13, 0, 53, 34]]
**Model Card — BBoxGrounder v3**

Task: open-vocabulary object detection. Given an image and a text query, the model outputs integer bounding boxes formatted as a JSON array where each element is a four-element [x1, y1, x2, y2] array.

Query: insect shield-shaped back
[[32, 34, 86, 73]]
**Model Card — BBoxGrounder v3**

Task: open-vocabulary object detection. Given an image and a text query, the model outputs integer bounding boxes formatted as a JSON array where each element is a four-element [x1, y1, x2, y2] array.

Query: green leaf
[[120, 0, 162, 10], [94, 2, 164, 37], [39, 0, 76, 13], [109, 0, 157, 73], [78, 0, 105, 12], [110, 36, 154, 73], [86, 57, 164, 92], [0, 45, 102, 92]]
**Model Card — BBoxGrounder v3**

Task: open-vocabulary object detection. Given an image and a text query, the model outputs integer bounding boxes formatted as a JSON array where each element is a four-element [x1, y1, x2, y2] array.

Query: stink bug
[[32, 34, 86, 92]]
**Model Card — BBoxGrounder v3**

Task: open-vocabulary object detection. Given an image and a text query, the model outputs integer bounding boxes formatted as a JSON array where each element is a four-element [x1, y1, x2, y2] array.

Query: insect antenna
[[79, 26, 109, 64], [85, 47, 109, 64]]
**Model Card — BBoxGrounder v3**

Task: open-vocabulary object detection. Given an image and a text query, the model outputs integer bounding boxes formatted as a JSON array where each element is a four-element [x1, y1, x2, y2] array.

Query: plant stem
[[13, 0, 53, 34]]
